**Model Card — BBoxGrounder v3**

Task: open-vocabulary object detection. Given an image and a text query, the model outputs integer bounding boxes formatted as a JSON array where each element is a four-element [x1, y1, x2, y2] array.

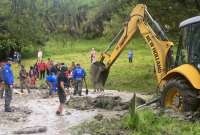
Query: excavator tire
[[161, 78, 200, 112], [90, 62, 109, 90]]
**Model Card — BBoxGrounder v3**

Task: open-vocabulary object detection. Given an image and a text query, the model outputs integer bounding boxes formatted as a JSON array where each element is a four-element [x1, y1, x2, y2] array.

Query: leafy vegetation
[[1, 0, 200, 60]]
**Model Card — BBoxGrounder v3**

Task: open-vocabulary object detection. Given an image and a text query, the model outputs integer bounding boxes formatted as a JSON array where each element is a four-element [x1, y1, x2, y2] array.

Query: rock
[[94, 114, 103, 121], [115, 113, 124, 118], [67, 96, 94, 110], [14, 126, 47, 134], [66, 111, 71, 115], [136, 97, 146, 105], [94, 96, 121, 110], [8, 117, 20, 122], [23, 110, 32, 115], [113, 106, 123, 111]]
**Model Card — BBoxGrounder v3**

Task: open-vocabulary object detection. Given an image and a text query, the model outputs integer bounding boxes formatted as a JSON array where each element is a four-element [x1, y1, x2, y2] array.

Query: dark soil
[[67, 95, 146, 111]]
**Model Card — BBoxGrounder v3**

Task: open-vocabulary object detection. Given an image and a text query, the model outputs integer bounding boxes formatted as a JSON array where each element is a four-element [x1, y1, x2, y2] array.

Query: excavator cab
[[161, 17, 200, 112], [176, 16, 200, 70]]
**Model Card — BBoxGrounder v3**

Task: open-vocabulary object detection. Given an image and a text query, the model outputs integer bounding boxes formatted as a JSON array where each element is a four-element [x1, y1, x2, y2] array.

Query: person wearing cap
[[56, 66, 68, 115], [72, 64, 86, 96], [2, 58, 14, 112]]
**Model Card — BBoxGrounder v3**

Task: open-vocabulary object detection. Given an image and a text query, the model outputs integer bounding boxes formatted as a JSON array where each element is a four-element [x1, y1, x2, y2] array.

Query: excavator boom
[[90, 4, 173, 90]]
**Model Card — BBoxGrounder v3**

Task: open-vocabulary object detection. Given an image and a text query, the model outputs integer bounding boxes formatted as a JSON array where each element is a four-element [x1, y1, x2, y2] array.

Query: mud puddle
[[0, 89, 150, 135]]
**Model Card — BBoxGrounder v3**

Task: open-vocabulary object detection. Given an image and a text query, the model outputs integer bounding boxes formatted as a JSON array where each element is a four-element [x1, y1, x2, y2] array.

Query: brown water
[[0, 97, 97, 135]]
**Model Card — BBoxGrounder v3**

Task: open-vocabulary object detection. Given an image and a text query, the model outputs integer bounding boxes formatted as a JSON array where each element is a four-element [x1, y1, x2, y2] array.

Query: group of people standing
[[18, 59, 51, 93], [0, 57, 86, 115]]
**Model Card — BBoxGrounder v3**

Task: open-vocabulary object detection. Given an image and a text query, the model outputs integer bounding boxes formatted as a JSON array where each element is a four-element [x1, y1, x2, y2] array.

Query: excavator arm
[[90, 4, 174, 90]]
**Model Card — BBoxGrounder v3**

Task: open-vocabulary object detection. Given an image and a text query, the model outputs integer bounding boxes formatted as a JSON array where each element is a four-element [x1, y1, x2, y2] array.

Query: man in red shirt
[[38, 60, 46, 79], [46, 58, 52, 76]]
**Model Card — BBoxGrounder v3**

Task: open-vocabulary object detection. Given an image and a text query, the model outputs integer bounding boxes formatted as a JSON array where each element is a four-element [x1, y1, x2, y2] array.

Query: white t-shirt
[[38, 51, 43, 58], [91, 50, 96, 63]]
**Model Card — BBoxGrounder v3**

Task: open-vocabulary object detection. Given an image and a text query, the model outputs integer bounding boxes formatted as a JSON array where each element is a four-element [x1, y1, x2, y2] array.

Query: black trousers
[[58, 90, 66, 104], [40, 70, 45, 79], [128, 57, 132, 63]]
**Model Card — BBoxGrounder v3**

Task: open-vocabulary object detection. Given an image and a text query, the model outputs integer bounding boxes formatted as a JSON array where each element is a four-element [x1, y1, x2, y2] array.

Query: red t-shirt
[[38, 62, 46, 71]]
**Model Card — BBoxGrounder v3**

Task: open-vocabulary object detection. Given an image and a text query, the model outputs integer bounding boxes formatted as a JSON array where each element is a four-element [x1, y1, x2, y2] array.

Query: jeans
[[5, 84, 13, 110], [74, 80, 83, 96]]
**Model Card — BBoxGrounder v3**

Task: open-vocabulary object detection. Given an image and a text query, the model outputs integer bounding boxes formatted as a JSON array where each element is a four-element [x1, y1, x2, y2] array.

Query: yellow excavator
[[90, 4, 200, 112]]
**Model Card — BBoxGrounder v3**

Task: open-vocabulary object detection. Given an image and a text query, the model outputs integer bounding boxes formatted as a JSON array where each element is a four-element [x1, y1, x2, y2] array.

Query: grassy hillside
[[14, 37, 156, 93]]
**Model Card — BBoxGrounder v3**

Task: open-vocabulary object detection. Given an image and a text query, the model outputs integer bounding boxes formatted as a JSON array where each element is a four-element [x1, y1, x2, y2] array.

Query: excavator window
[[176, 22, 200, 68], [176, 27, 189, 65], [189, 23, 200, 65]]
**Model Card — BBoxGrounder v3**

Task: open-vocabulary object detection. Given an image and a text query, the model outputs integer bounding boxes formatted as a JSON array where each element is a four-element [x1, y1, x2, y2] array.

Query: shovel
[[83, 77, 88, 95]]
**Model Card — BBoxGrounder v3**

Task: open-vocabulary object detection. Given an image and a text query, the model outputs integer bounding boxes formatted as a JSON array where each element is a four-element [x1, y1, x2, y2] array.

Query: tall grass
[[122, 109, 200, 135]]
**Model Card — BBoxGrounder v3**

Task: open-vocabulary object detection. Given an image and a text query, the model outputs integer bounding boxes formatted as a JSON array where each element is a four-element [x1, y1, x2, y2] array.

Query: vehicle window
[[189, 23, 200, 64], [177, 27, 189, 65]]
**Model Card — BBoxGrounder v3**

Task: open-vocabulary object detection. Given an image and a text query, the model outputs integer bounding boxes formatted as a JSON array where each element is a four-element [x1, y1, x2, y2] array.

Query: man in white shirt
[[38, 48, 43, 60], [90, 48, 96, 63]]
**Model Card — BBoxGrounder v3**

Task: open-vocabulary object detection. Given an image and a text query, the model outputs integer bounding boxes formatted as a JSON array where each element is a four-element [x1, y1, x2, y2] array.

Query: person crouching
[[46, 72, 57, 97]]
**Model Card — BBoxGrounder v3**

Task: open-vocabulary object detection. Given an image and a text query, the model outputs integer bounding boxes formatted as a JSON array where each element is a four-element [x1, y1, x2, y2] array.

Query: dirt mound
[[67, 96, 94, 110], [70, 117, 131, 135], [67, 95, 145, 111], [94, 96, 128, 110], [152, 105, 200, 122]]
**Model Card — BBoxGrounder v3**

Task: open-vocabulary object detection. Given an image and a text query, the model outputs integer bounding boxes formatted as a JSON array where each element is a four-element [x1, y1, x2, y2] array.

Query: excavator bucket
[[90, 61, 109, 90]]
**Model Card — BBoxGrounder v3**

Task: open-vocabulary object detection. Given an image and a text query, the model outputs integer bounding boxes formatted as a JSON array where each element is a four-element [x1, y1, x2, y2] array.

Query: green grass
[[15, 37, 156, 92], [70, 109, 200, 135], [123, 109, 200, 135]]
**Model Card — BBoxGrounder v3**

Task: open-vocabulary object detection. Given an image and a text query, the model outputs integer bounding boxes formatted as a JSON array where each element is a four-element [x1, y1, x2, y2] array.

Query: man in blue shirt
[[46, 72, 57, 97], [128, 50, 133, 63], [72, 64, 86, 96], [2, 59, 14, 112]]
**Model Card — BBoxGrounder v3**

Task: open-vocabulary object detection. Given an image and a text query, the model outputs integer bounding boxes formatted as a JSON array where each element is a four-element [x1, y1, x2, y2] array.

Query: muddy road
[[0, 89, 150, 135]]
